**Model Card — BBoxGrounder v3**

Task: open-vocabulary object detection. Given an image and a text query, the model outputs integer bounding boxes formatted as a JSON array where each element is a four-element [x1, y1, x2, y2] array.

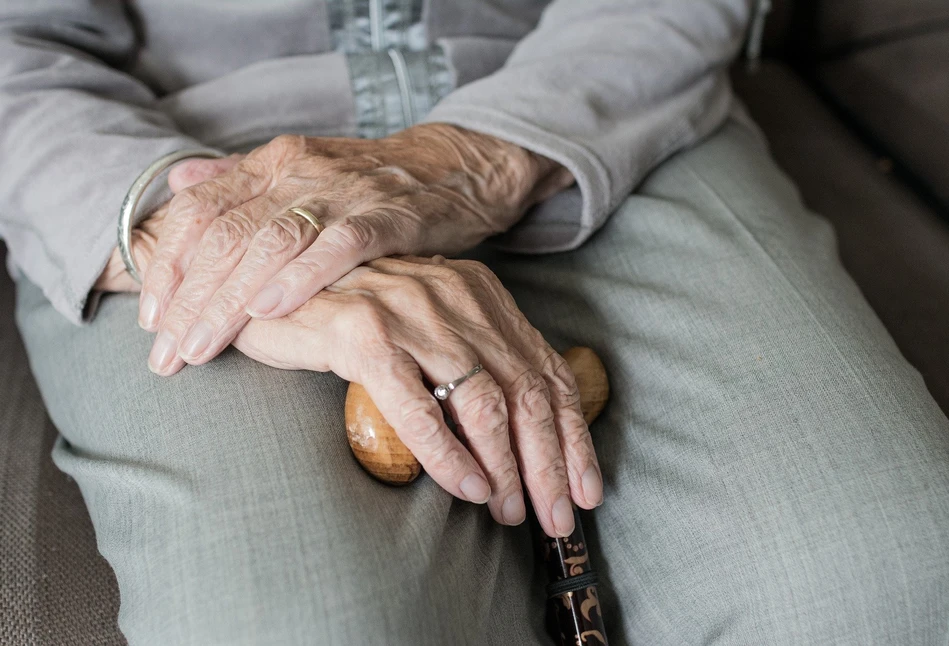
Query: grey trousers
[[15, 118, 949, 645]]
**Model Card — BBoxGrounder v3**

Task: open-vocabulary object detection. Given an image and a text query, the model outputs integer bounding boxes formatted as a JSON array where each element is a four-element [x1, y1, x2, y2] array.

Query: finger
[[369, 257, 572, 536], [479, 344, 574, 537], [530, 343, 602, 510], [479, 272, 602, 510], [246, 210, 411, 320], [139, 159, 271, 331], [178, 208, 321, 365], [363, 352, 492, 505], [167, 154, 244, 193], [410, 336, 525, 527], [147, 191, 286, 376]]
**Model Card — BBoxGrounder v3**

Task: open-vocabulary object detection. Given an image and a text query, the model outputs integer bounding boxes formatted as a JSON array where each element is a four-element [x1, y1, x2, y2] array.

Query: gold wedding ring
[[287, 207, 325, 234]]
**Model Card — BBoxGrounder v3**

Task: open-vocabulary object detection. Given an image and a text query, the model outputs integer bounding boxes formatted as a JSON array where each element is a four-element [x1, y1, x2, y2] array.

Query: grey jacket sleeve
[[0, 2, 206, 324], [424, 0, 753, 253]]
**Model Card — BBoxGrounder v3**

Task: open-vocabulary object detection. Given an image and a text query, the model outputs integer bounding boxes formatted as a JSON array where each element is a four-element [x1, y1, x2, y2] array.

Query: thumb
[[167, 154, 244, 193]]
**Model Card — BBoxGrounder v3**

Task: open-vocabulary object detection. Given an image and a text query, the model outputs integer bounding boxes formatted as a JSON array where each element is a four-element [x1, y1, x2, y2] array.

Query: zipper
[[387, 48, 418, 128]]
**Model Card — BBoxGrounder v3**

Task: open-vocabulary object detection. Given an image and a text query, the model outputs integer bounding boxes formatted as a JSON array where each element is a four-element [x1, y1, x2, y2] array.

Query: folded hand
[[233, 255, 602, 537], [136, 125, 573, 377]]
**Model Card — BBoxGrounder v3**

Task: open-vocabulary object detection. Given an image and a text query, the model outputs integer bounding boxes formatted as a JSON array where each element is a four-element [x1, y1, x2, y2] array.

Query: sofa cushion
[[817, 30, 949, 210], [815, 0, 949, 54], [0, 245, 124, 645], [734, 62, 949, 415]]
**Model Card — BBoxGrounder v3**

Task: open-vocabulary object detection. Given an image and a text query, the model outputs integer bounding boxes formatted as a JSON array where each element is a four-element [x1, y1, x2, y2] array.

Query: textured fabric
[[0, 248, 45, 643], [0, 245, 124, 645], [13, 118, 949, 644], [0, 0, 750, 324], [347, 47, 454, 139], [735, 61, 949, 415], [328, 0, 427, 52], [424, 0, 751, 255], [816, 30, 949, 211]]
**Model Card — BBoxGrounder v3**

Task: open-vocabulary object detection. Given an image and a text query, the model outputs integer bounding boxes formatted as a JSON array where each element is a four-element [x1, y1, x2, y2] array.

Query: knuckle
[[343, 296, 390, 345], [253, 217, 306, 254], [529, 458, 569, 487], [513, 370, 552, 420], [545, 353, 582, 410], [399, 397, 446, 447], [204, 215, 251, 258], [330, 217, 373, 255], [232, 156, 269, 181], [168, 187, 207, 217], [429, 264, 470, 296], [163, 298, 203, 332], [494, 463, 522, 488], [208, 289, 247, 321], [460, 387, 508, 438], [391, 275, 429, 304]]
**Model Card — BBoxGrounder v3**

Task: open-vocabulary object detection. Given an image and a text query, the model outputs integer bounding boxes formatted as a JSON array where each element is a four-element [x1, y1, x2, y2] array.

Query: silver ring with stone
[[433, 364, 483, 401]]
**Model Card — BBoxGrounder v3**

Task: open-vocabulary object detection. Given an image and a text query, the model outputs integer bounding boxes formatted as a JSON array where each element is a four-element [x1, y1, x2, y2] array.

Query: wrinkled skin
[[96, 128, 599, 537], [236, 255, 602, 538], [101, 244, 602, 538], [133, 124, 574, 378]]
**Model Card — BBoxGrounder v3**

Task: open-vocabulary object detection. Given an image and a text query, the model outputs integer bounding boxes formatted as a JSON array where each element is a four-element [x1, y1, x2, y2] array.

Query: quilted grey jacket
[[0, 0, 751, 323]]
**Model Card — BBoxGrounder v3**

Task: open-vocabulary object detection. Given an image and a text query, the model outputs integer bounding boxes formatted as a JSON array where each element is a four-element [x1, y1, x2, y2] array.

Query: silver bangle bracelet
[[117, 148, 225, 283]]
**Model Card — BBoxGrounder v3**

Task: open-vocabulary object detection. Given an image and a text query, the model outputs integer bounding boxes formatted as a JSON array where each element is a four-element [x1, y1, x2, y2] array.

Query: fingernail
[[139, 293, 159, 330], [501, 493, 526, 525], [582, 465, 604, 507], [459, 473, 491, 504], [552, 495, 576, 537], [246, 284, 284, 318], [180, 321, 214, 360], [148, 331, 178, 374]]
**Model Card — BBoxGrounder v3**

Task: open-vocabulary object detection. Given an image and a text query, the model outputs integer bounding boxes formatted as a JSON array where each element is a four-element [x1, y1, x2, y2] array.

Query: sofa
[[2, 1, 947, 642]]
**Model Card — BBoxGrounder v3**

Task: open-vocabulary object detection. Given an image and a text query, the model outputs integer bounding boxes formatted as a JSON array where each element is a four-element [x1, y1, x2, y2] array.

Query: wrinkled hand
[[95, 154, 243, 292], [137, 124, 573, 376], [232, 255, 602, 537]]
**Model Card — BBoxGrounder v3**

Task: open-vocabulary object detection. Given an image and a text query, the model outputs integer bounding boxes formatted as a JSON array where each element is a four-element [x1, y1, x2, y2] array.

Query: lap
[[16, 117, 949, 645], [477, 117, 949, 643], [15, 283, 542, 644]]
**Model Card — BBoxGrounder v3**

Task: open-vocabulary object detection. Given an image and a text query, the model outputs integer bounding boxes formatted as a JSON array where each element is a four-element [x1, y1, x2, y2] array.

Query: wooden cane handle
[[345, 347, 609, 485]]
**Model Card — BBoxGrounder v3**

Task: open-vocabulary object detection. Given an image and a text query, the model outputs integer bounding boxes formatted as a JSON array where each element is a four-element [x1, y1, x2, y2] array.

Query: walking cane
[[344, 347, 610, 645]]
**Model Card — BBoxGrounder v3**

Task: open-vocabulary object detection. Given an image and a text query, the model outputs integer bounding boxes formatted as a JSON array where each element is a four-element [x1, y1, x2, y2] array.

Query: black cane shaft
[[539, 507, 608, 645]]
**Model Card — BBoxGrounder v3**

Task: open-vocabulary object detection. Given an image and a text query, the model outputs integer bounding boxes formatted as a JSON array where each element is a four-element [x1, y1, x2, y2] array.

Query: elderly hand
[[232, 255, 602, 537], [98, 168, 600, 536], [137, 124, 573, 376], [95, 154, 242, 292]]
